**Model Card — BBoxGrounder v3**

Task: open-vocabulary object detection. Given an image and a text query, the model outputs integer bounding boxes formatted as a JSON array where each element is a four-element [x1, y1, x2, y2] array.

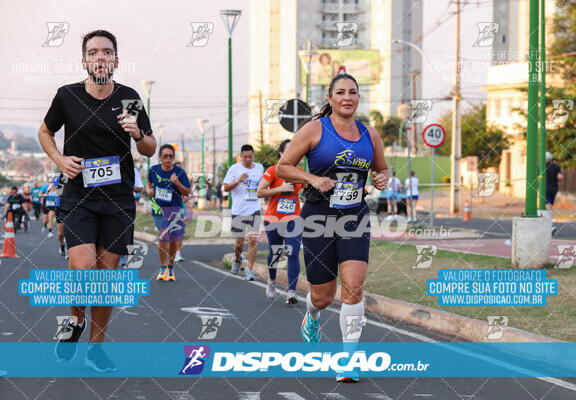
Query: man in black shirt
[[546, 151, 563, 209], [38, 30, 156, 372], [3, 186, 28, 231]]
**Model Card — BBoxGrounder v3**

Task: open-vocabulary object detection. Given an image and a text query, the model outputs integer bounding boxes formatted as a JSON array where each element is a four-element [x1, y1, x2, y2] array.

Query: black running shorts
[[59, 197, 136, 255], [300, 200, 370, 285], [231, 211, 262, 237]]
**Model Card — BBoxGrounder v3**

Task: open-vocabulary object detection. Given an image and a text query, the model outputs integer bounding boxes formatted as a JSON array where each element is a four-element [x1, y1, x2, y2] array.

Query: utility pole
[[411, 71, 420, 155], [259, 90, 264, 147], [450, 0, 461, 214], [181, 133, 186, 173], [212, 125, 216, 184]]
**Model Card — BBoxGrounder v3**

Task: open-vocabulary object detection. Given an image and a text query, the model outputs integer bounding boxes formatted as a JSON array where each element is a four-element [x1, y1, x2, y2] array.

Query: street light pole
[[538, 0, 547, 211], [526, 0, 539, 217], [398, 104, 413, 222], [197, 119, 209, 210], [141, 80, 155, 176], [220, 9, 241, 209]]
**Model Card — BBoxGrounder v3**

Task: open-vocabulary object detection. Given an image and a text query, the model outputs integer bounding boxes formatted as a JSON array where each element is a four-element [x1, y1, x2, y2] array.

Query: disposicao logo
[[179, 345, 210, 375]]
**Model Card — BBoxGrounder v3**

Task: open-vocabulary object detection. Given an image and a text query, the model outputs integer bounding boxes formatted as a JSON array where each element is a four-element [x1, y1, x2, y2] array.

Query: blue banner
[[0, 342, 575, 378]]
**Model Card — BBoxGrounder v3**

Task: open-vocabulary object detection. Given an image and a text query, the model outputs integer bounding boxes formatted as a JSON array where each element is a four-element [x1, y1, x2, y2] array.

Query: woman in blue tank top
[[277, 74, 389, 383]]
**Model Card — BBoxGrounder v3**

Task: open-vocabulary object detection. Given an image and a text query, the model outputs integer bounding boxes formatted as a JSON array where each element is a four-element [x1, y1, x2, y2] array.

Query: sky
[[0, 0, 492, 150]]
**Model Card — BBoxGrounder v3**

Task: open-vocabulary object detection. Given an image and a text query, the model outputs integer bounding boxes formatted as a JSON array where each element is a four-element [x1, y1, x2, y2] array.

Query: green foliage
[[437, 104, 509, 171], [254, 143, 278, 169], [369, 110, 403, 146], [549, 1, 576, 82]]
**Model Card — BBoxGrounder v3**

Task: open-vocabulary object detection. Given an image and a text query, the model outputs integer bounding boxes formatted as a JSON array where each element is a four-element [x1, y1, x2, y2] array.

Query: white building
[[485, 0, 560, 197], [248, 0, 423, 147]]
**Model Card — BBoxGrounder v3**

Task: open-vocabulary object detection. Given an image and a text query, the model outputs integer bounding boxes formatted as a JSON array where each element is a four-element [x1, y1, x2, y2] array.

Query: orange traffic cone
[[462, 200, 471, 222], [1, 212, 18, 258]]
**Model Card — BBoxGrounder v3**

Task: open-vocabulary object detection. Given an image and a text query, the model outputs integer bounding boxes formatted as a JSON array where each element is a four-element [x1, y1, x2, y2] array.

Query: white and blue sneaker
[[301, 312, 321, 343]]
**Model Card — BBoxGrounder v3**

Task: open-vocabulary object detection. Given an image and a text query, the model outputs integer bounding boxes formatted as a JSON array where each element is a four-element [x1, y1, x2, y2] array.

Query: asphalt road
[[1, 220, 575, 399]]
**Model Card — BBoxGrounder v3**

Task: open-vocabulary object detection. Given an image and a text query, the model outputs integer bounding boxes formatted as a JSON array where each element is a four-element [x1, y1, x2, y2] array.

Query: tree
[[549, 1, 576, 83], [507, 2, 576, 169], [254, 143, 278, 169], [437, 104, 509, 171], [369, 110, 402, 146]]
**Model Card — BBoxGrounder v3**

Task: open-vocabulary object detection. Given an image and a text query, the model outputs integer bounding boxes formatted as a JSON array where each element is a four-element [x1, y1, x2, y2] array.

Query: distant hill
[[0, 125, 41, 151]]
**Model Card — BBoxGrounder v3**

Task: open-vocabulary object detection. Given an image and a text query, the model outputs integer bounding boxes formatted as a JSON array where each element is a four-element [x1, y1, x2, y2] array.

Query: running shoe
[[286, 290, 298, 305], [59, 245, 66, 257], [119, 255, 127, 267], [301, 312, 321, 343], [85, 343, 117, 372], [336, 369, 359, 383], [231, 260, 241, 275], [174, 251, 184, 262], [41, 226, 46, 233], [156, 267, 167, 281], [166, 268, 176, 281], [55, 318, 85, 361], [266, 280, 276, 299], [48, 231, 54, 238], [244, 269, 255, 281]]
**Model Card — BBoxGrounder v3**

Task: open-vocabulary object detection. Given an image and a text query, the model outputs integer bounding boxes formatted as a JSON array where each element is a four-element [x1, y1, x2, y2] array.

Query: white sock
[[306, 292, 321, 320], [339, 301, 365, 344]]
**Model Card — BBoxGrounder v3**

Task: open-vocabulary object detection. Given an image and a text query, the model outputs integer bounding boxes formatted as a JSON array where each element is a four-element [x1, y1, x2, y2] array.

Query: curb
[[221, 253, 555, 344]]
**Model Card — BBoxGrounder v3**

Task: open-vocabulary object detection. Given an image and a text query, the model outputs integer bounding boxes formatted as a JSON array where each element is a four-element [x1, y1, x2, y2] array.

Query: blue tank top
[[303, 116, 374, 205]]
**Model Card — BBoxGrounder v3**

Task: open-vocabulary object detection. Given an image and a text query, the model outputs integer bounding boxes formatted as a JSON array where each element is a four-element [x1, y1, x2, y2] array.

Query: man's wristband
[[134, 130, 145, 142]]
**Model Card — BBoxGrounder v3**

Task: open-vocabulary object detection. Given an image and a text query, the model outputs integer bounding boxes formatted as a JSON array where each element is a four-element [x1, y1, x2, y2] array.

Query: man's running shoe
[[174, 251, 184, 262], [301, 312, 321, 343], [244, 269, 255, 281], [55, 318, 85, 361], [48, 231, 54, 238], [286, 290, 298, 305], [85, 344, 117, 372], [336, 369, 359, 383], [166, 268, 176, 281], [231, 260, 241, 275], [266, 280, 276, 299], [156, 267, 167, 281], [59, 245, 66, 257], [119, 255, 127, 267]]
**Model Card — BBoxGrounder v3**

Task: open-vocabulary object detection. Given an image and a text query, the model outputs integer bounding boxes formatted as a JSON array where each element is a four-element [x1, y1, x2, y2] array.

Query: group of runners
[[4, 177, 68, 256], [34, 29, 390, 382]]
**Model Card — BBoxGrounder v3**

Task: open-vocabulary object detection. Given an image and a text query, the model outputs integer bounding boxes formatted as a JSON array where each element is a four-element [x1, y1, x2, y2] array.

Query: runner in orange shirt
[[257, 139, 304, 304]]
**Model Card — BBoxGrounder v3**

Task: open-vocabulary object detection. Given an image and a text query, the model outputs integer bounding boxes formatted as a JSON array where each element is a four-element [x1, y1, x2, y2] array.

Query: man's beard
[[88, 70, 113, 85]]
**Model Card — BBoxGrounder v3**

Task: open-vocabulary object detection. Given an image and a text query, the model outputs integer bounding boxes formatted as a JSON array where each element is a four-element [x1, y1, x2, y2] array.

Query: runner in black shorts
[[38, 29, 156, 372], [277, 74, 389, 383]]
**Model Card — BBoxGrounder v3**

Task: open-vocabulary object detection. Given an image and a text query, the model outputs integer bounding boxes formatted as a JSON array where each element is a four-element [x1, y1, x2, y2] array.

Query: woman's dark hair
[[82, 30, 118, 56], [159, 144, 175, 156], [310, 73, 359, 121], [277, 139, 291, 155]]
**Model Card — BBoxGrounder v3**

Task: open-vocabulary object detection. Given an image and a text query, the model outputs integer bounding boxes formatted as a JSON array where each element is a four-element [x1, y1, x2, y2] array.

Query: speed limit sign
[[422, 124, 446, 148]]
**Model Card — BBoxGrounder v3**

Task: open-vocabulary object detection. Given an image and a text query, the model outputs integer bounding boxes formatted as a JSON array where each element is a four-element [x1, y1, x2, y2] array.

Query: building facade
[[248, 0, 423, 147]]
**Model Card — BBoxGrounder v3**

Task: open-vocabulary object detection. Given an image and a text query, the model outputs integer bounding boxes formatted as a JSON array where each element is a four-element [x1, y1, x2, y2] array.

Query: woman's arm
[[277, 120, 336, 192], [367, 126, 389, 190], [257, 179, 294, 198]]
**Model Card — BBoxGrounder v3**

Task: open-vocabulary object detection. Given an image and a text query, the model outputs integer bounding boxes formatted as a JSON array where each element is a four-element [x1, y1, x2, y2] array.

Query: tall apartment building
[[248, 0, 423, 147]]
